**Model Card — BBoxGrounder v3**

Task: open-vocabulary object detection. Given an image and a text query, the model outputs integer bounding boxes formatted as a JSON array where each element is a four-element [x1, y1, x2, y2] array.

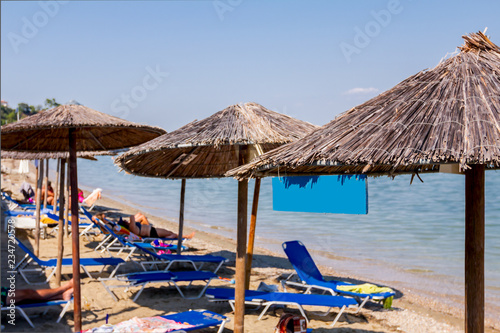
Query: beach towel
[[18, 160, 30, 174], [336, 283, 394, 308], [82, 188, 102, 206], [336, 283, 393, 295], [83, 316, 194, 332], [151, 239, 176, 248]]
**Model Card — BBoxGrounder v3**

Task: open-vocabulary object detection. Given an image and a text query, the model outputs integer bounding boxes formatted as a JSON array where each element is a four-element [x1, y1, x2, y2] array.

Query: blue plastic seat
[[15, 238, 125, 284], [87, 309, 228, 333], [205, 287, 357, 327], [1, 298, 72, 328], [100, 270, 218, 301], [132, 242, 228, 272], [282, 240, 395, 310]]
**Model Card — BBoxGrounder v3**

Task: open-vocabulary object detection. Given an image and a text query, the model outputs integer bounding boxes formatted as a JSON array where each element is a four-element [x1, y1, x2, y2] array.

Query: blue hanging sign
[[272, 175, 368, 214]]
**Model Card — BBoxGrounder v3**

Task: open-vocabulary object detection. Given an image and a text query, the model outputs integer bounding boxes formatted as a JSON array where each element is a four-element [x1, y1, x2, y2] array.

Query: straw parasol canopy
[[1, 150, 117, 160], [115, 102, 317, 333], [115, 102, 318, 178], [1, 104, 165, 152], [1, 103, 165, 332], [229, 32, 500, 179], [228, 32, 499, 333]]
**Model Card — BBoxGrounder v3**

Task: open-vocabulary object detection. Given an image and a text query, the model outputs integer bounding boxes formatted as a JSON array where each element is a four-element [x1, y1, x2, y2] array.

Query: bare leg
[[10, 279, 74, 304], [155, 229, 195, 239], [183, 231, 195, 239], [154, 228, 178, 238]]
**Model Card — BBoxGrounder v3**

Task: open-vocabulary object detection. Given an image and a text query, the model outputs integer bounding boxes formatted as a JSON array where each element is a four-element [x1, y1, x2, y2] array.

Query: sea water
[[75, 156, 500, 314]]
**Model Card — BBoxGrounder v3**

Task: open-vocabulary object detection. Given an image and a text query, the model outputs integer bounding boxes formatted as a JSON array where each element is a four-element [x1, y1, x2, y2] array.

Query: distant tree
[[17, 103, 30, 115], [1, 105, 17, 125], [45, 98, 60, 109], [1, 99, 53, 125]]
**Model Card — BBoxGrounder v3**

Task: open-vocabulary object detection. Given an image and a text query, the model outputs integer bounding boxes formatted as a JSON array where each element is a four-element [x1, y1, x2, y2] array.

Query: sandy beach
[[1, 158, 499, 333]]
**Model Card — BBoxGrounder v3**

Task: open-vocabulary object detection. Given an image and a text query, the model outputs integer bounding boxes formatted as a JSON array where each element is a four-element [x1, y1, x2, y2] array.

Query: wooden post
[[177, 179, 186, 255], [53, 159, 60, 215], [55, 159, 66, 286], [465, 164, 485, 333], [245, 177, 261, 289], [43, 159, 49, 209], [65, 161, 70, 238], [34, 161, 44, 257], [234, 145, 249, 333], [69, 128, 82, 332]]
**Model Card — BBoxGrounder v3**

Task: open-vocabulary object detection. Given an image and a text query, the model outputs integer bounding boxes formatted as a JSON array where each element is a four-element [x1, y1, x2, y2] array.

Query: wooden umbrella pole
[[69, 128, 82, 332], [177, 179, 186, 255], [55, 158, 66, 286], [34, 160, 44, 257], [234, 145, 249, 333], [64, 161, 70, 238], [53, 159, 60, 215], [245, 177, 261, 290], [43, 159, 49, 209], [465, 164, 485, 333]]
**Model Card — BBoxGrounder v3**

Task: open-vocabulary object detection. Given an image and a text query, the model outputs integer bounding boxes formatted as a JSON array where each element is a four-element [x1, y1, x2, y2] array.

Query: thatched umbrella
[[2, 150, 118, 286], [1, 104, 165, 332], [115, 102, 318, 332], [1, 150, 117, 160], [228, 32, 500, 332]]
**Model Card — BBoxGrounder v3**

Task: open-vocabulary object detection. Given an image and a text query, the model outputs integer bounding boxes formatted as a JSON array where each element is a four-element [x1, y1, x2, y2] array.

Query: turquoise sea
[[76, 157, 500, 317]]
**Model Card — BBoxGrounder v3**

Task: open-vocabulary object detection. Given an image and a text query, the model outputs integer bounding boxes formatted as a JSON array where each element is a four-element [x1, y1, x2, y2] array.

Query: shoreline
[[1, 158, 499, 332]]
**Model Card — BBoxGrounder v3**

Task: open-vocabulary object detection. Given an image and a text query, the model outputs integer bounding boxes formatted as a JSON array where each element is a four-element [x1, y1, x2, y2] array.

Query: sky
[[2, 0, 500, 131]]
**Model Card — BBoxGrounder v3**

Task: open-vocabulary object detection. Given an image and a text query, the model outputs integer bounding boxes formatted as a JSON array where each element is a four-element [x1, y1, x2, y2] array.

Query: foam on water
[[76, 157, 500, 315]]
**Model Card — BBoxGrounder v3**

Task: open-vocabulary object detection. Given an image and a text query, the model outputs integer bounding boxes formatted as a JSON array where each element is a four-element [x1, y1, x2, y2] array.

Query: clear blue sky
[[2, 0, 499, 131]]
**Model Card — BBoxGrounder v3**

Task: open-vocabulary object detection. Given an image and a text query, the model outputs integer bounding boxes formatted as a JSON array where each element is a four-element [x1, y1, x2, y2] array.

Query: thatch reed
[[228, 32, 500, 179], [0, 103, 165, 332], [115, 102, 318, 178], [1, 104, 166, 152], [1, 150, 116, 160]]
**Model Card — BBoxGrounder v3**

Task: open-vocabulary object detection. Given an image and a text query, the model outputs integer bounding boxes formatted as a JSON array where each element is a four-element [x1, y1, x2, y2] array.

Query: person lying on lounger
[[93, 212, 195, 240], [1, 279, 73, 306]]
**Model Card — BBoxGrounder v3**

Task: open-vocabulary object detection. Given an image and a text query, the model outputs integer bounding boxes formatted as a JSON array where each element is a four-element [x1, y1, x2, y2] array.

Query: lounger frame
[[206, 289, 353, 327], [1, 299, 72, 328], [166, 309, 229, 333], [15, 238, 125, 284], [132, 243, 228, 273], [99, 271, 217, 301], [282, 240, 394, 312]]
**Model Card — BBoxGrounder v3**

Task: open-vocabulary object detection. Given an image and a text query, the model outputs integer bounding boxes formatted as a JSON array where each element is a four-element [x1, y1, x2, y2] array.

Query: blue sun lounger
[[91, 219, 186, 260], [282, 240, 395, 311], [87, 310, 228, 333], [1, 298, 72, 328], [161, 309, 229, 333], [2, 192, 37, 210], [100, 270, 218, 301], [4, 206, 96, 239], [79, 207, 187, 256], [205, 288, 357, 327], [15, 238, 126, 284], [132, 242, 228, 273]]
